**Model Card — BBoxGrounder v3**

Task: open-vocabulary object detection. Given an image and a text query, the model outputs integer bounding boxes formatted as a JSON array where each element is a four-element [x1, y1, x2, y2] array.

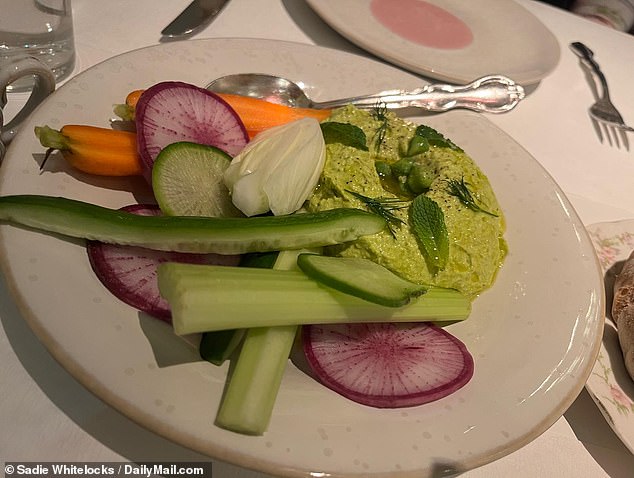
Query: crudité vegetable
[[35, 125, 141, 176], [0, 195, 384, 254], [223, 117, 326, 216], [215, 323, 298, 435], [214, 249, 305, 435], [135, 81, 249, 182], [6, 79, 500, 437], [157, 262, 469, 334], [198, 251, 280, 367], [199, 328, 245, 366], [296, 253, 427, 307], [152, 141, 242, 218], [303, 322, 474, 408]]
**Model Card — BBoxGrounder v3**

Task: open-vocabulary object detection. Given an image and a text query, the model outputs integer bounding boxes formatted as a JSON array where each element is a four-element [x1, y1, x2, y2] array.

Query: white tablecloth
[[2, 1, 634, 476]]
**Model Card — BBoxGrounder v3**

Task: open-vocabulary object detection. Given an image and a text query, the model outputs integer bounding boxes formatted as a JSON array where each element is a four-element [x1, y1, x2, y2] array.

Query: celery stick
[[198, 252, 280, 366], [215, 324, 297, 435], [214, 250, 303, 435], [157, 263, 471, 335]]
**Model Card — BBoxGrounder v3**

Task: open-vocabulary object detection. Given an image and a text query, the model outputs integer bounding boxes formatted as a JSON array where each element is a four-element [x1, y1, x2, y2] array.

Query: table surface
[[2, 0, 634, 476]]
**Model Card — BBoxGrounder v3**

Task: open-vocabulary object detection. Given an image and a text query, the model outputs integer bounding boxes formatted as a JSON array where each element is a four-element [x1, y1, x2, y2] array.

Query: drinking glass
[[0, 0, 75, 91]]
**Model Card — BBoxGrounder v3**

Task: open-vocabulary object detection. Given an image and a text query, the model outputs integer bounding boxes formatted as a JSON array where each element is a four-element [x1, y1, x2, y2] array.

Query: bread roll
[[611, 250, 634, 380]]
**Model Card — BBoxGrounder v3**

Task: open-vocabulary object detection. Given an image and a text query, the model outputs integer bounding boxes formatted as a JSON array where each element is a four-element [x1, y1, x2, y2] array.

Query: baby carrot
[[218, 93, 331, 138], [35, 125, 142, 176]]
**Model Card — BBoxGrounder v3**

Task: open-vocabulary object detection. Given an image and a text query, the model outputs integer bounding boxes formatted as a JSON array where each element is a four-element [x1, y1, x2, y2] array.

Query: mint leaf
[[320, 122, 368, 151], [409, 125, 462, 153], [410, 195, 449, 273]]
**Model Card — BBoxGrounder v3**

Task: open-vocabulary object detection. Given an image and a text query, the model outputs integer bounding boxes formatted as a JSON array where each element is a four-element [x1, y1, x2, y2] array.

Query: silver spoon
[[207, 73, 525, 113]]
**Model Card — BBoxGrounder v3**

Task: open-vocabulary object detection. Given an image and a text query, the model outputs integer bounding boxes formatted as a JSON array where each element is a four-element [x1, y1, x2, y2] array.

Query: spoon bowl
[[207, 73, 525, 113], [208, 73, 313, 108]]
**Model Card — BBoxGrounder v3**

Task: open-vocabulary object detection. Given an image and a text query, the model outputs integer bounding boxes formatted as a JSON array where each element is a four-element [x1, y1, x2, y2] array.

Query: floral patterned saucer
[[586, 220, 634, 453]]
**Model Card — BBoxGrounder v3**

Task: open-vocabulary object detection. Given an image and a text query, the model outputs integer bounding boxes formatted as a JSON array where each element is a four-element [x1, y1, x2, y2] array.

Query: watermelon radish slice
[[135, 81, 249, 182], [86, 204, 240, 322], [302, 322, 473, 408]]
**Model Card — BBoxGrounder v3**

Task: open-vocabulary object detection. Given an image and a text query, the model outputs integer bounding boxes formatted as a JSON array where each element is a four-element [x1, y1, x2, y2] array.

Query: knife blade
[[161, 0, 230, 38]]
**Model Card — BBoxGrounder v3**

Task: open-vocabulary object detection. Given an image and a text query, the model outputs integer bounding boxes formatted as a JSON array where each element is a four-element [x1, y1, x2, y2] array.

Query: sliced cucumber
[[297, 254, 427, 307], [152, 142, 242, 218], [0, 195, 385, 254]]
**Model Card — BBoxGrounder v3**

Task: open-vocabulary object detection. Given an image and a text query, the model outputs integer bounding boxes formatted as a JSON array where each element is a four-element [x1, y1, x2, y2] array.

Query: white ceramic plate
[[0, 39, 602, 477], [586, 220, 634, 454], [306, 0, 560, 85]]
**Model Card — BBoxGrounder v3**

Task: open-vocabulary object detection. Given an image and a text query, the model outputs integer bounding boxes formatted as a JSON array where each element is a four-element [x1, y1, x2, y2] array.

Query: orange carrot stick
[[125, 89, 144, 109], [35, 125, 142, 176], [218, 93, 331, 138]]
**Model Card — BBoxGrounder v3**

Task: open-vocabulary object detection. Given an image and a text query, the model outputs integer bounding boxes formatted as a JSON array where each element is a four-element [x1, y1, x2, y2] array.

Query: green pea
[[406, 135, 429, 156], [406, 164, 436, 194], [391, 158, 415, 177], [374, 160, 392, 177]]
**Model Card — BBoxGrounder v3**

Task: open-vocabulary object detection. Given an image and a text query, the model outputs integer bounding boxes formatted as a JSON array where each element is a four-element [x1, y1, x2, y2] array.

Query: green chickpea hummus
[[307, 106, 507, 299]]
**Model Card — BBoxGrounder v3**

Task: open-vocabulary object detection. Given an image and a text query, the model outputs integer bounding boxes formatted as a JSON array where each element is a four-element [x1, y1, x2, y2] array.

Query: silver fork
[[570, 42, 634, 150]]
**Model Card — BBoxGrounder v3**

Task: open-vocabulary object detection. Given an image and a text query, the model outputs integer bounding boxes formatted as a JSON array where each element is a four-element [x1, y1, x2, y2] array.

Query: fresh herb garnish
[[410, 194, 449, 273], [371, 102, 389, 151], [406, 124, 462, 156], [446, 177, 498, 217], [320, 122, 368, 151], [347, 190, 408, 237]]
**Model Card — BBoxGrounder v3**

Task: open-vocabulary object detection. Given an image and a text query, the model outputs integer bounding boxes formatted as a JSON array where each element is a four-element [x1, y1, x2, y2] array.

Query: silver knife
[[161, 0, 230, 38]]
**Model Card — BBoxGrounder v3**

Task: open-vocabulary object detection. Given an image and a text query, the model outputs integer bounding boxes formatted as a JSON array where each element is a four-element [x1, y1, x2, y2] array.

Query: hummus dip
[[307, 106, 506, 299]]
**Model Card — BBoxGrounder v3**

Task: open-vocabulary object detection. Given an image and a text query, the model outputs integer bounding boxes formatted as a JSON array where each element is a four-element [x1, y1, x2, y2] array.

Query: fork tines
[[591, 116, 633, 151]]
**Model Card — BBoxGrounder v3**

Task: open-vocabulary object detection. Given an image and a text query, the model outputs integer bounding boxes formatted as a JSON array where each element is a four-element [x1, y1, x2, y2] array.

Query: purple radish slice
[[86, 204, 240, 322], [303, 322, 473, 408], [135, 81, 249, 182]]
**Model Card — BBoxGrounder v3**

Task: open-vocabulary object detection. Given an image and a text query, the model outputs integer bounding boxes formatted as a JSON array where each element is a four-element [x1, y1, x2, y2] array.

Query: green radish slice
[[152, 141, 242, 217], [296, 253, 427, 307], [303, 322, 474, 408]]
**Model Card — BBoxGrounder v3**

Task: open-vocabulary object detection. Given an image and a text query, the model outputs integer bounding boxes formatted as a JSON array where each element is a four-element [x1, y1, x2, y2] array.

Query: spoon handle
[[312, 75, 525, 114]]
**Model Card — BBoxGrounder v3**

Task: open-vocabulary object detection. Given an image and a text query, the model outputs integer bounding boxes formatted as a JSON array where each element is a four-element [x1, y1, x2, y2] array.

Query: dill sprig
[[446, 177, 498, 217], [371, 102, 389, 151], [347, 190, 408, 237]]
